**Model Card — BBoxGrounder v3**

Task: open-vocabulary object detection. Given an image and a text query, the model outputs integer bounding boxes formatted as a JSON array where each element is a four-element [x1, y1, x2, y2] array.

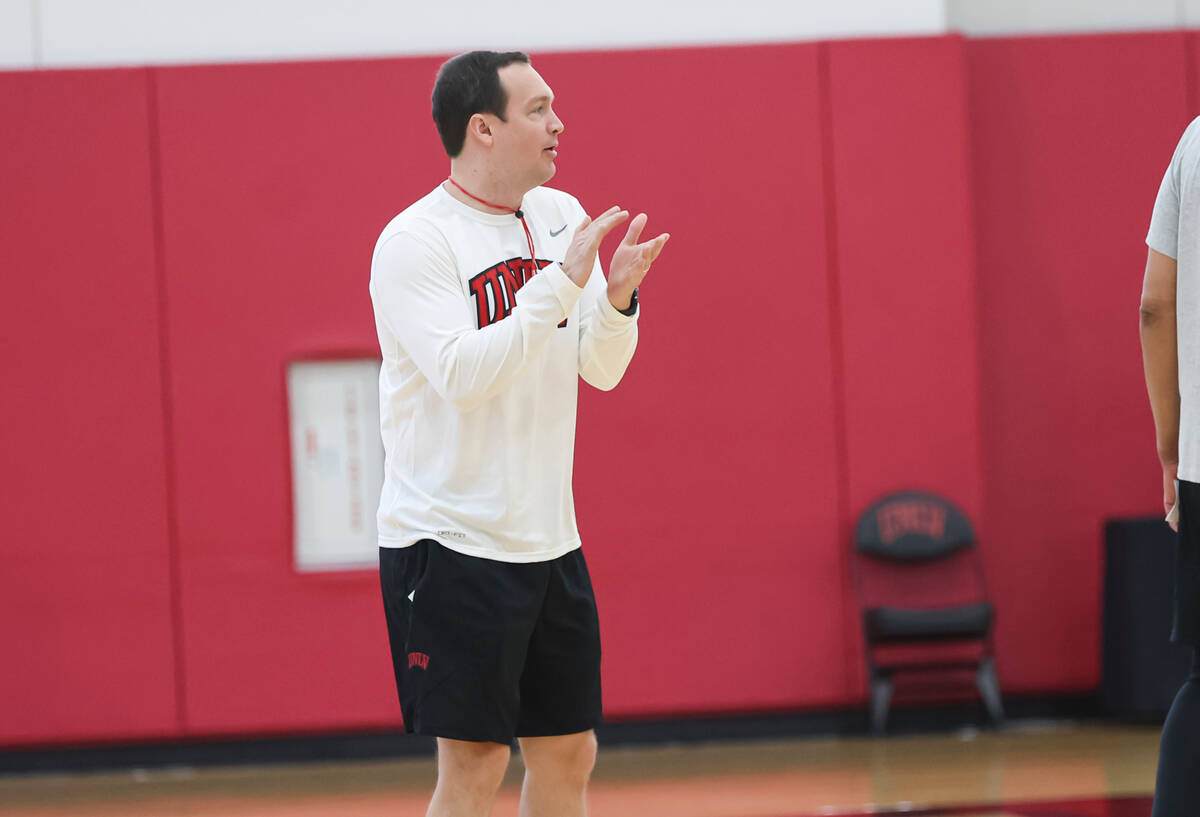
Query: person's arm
[[1140, 247, 1180, 527], [578, 255, 638, 390], [577, 212, 669, 390], [372, 229, 583, 413]]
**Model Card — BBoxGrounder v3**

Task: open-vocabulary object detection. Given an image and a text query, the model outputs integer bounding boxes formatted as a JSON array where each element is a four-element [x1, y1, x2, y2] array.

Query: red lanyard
[[447, 178, 537, 266]]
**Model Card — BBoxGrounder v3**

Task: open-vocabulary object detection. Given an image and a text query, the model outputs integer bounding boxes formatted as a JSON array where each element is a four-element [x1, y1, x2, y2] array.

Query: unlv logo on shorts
[[468, 257, 554, 328], [408, 652, 430, 670]]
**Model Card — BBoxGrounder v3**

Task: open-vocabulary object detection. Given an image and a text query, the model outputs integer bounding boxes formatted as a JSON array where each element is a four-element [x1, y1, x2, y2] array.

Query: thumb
[[646, 233, 670, 262]]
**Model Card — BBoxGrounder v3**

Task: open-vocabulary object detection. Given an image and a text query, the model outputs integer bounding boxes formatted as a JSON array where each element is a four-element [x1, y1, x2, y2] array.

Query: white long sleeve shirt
[[369, 184, 638, 562]]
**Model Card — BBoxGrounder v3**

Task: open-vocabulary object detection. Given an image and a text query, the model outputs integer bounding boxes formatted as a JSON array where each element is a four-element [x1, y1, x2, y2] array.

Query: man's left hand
[[606, 213, 669, 311]]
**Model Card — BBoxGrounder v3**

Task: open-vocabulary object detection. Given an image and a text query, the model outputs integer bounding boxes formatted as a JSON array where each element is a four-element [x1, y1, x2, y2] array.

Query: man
[[368, 51, 669, 817], [1142, 117, 1200, 816]]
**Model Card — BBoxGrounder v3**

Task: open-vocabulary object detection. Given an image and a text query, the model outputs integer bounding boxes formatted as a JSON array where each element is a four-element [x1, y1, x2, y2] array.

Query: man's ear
[[466, 113, 494, 148]]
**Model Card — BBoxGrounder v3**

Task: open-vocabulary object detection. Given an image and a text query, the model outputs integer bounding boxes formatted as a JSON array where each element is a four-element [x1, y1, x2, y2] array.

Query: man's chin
[[519, 166, 556, 194]]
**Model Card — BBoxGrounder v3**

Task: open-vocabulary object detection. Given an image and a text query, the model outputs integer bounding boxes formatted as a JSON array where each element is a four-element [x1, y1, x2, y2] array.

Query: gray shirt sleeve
[[1149, 129, 1187, 260]]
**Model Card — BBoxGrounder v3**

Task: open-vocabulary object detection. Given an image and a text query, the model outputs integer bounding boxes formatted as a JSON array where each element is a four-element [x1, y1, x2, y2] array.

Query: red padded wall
[[156, 44, 843, 730], [153, 58, 444, 734], [541, 44, 844, 715], [8, 30, 1199, 747], [967, 32, 1189, 692], [824, 36, 985, 696], [0, 69, 179, 744]]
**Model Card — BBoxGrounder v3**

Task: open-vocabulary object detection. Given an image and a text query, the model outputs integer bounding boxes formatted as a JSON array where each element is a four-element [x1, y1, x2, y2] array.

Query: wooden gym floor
[[0, 722, 1161, 817]]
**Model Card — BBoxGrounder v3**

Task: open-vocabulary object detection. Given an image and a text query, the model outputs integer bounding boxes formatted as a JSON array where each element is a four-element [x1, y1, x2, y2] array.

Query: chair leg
[[976, 657, 1005, 726], [870, 673, 893, 735]]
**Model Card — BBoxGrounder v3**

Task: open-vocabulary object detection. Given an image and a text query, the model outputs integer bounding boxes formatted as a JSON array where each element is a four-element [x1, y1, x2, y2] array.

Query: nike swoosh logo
[[550, 224, 567, 237]]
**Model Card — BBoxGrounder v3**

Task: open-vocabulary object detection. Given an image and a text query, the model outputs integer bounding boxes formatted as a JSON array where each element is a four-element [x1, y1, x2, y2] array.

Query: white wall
[[0, 0, 35, 68], [946, 0, 1199, 35], [9, 0, 945, 69], [7, 0, 1200, 71]]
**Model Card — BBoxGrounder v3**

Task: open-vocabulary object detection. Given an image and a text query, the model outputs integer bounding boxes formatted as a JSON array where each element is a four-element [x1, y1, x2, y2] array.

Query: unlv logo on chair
[[877, 500, 947, 543]]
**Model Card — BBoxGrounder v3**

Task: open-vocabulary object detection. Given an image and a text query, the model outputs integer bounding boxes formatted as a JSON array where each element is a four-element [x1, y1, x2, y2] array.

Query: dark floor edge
[[0, 692, 1110, 776], [793, 794, 1153, 817]]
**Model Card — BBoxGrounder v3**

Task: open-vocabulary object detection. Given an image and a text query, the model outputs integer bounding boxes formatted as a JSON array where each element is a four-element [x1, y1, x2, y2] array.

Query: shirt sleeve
[[1148, 130, 1186, 260], [371, 225, 585, 412], [576, 221, 639, 391]]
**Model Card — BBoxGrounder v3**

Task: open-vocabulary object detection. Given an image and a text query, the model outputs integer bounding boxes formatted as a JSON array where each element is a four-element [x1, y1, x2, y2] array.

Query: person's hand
[[1164, 459, 1180, 531], [560, 206, 629, 288], [606, 213, 669, 311]]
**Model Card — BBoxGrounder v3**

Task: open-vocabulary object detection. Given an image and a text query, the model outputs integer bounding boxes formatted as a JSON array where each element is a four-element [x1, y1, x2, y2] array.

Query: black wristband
[[617, 287, 639, 316]]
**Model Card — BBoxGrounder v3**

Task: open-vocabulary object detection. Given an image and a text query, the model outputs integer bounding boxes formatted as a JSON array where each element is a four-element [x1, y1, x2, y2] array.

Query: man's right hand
[[560, 206, 629, 288]]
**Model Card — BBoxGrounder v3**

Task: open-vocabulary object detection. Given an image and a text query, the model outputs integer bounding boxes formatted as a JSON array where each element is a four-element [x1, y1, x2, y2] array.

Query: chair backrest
[[851, 491, 989, 614], [855, 491, 976, 561]]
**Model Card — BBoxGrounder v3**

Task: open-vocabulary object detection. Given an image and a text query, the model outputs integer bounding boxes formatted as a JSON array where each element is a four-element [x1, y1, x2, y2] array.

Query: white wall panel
[[0, 0, 35, 68], [35, 0, 945, 68], [946, 0, 1179, 36], [1184, 0, 1200, 27], [15, 0, 1200, 71]]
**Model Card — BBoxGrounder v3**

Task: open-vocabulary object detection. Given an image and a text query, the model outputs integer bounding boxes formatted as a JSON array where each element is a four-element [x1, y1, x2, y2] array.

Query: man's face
[[490, 62, 564, 189]]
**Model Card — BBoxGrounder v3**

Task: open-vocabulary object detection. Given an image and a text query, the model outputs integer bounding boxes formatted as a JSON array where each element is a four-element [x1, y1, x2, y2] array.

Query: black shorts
[[1175, 479, 1200, 645], [380, 540, 603, 744]]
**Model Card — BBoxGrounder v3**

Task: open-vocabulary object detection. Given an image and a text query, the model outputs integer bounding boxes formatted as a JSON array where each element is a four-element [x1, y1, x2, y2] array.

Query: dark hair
[[432, 51, 530, 158]]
